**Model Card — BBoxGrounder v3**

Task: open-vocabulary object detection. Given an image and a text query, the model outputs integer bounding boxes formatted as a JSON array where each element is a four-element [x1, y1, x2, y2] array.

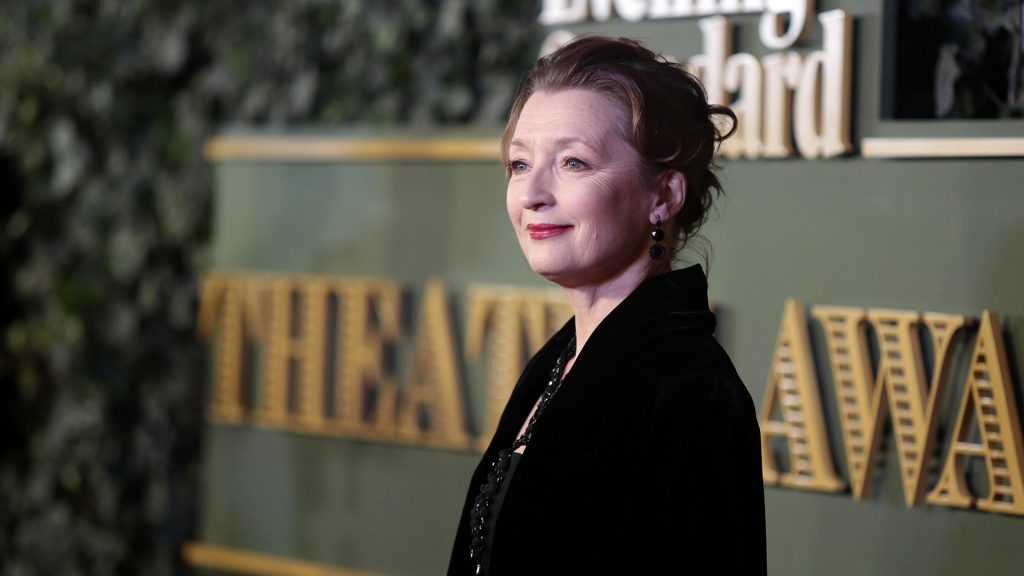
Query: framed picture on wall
[[882, 0, 1023, 120], [866, 0, 1024, 157]]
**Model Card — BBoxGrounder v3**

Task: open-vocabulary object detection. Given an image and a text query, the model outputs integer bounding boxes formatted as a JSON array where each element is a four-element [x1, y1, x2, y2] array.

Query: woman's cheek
[[505, 185, 520, 224]]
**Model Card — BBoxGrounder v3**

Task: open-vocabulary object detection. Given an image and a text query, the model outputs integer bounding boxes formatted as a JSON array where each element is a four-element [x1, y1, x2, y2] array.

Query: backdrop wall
[[195, 1, 1024, 575]]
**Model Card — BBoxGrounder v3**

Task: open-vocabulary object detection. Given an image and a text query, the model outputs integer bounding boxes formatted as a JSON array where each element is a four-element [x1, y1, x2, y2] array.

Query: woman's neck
[[562, 259, 670, 353]]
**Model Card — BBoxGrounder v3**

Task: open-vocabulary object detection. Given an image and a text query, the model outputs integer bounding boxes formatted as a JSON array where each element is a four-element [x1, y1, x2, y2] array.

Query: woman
[[448, 36, 766, 575]]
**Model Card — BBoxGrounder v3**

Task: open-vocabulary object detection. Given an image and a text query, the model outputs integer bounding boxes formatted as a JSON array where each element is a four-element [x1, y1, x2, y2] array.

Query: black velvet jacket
[[447, 266, 766, 575]]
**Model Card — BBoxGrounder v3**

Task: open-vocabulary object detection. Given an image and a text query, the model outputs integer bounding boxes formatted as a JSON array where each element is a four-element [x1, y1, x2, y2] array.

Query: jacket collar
[[586, 263, 715, 342], [493, 265, 715, 447]]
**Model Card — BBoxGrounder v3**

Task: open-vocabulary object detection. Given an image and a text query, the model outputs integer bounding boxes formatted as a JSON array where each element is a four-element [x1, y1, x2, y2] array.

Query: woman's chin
[[527, 255, 652, 291], [530, 266, 570, 283], [526, 261, 578, 285], [528, 263, 603, 290]]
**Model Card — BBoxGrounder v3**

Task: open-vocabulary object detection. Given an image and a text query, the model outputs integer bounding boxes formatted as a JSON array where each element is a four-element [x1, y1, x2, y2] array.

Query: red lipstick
[[526, 224, 573, 239]]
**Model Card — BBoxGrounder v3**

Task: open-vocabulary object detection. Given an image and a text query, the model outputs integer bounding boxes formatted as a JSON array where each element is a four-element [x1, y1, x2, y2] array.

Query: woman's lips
[[526, 223, 573, 239]]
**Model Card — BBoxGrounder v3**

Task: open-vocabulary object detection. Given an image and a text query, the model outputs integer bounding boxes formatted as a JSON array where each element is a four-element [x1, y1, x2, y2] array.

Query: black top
[[447, 265, 767, 575]]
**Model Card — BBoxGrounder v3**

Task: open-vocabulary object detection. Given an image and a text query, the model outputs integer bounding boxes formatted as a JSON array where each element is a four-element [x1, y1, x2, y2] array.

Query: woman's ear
[[652, 170, 687, 222]]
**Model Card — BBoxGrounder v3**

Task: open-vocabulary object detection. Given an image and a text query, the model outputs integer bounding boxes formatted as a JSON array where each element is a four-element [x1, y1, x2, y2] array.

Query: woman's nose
[[518, 169, 555, 211]]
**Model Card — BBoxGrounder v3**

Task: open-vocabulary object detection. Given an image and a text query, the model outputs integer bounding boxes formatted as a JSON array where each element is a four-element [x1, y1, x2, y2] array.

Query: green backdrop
[[198, 1, 1024, 574]]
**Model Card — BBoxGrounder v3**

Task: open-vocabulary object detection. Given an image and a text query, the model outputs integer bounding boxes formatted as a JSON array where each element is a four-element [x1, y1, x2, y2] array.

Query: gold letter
[[253, 278, 328, 429], [865, 310, 969, 506], [399, 280, 472, 449], [812, 306, 970, 505], [927, 311, 1024, 516], [197, 274, 268, 424], [334, 279, 402, 436], [761, 299, 844, 492], [465, 286, 571, 448]]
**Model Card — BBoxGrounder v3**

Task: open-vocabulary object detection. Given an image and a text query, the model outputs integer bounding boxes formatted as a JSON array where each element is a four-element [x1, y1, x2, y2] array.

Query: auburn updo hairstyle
[[502, 35, 736, 256]]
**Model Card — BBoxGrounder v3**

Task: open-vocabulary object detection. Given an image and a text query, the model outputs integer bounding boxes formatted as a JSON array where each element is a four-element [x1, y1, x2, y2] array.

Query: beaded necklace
[[468, 335, 577, 576]]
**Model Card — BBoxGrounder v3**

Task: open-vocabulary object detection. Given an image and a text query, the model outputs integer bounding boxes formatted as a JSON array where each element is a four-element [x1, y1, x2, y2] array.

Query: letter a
[[399, 280, 472, 450], [761, 299, 844, 492], [927, 311, 1024, 516]]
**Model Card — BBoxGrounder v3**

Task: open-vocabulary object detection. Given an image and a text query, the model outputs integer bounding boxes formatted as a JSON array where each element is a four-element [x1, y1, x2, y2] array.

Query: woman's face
[[506, 89, 656, 289]]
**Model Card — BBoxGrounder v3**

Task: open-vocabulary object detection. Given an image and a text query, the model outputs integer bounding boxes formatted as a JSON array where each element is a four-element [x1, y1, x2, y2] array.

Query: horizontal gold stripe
[[182, 541, 380, 576], [204, 136, 502, 162], [861, 137, 1024, 158]]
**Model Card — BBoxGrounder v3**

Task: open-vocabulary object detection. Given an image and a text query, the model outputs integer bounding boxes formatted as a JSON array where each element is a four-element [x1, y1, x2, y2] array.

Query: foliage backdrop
[[0, 1, 540, 574]]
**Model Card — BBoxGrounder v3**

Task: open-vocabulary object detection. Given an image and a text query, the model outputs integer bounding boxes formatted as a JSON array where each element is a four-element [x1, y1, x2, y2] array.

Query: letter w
[[811, 307, 970, 506]]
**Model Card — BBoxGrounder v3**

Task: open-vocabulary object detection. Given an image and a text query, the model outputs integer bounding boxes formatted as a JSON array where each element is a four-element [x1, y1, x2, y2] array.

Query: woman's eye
[[507, 160, 528, 173], [564, 157, 587, 170]]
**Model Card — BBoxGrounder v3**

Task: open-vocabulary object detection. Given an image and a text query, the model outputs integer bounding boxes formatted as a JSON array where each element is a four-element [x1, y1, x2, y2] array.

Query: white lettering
[[722, 53, 764, 158], [648, 0, 695, 18], [539, 3, 852, 159], [615, 0, 649, 21], [794, 9, 852, 158], [540, 0, 809, 40], [759, 0, 814, 49], [539, 0, 589, 25], [761, 52, 802, 157], [689, 16, 732, 106], [590, 0, 615, 21]]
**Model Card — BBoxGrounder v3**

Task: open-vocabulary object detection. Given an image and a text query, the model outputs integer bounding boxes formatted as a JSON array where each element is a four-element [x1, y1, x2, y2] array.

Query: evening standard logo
[[537, 0, 854, 159]]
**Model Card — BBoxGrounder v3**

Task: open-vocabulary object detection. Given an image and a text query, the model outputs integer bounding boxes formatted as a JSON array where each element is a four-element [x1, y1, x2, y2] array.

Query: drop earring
[[649, 216, 666, 261]]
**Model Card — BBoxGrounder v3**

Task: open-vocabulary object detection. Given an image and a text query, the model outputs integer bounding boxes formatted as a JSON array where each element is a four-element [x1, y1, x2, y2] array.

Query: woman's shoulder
[[625, 329, 754, 418], [636, 324, 740, 377]]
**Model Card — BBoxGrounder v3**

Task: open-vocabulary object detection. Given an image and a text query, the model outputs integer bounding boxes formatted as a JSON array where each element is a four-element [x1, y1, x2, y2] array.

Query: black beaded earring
[[649, 216, 666, 261]]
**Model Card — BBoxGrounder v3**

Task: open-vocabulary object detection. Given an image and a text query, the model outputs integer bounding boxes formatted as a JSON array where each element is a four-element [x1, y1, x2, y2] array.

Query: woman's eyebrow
[[509, 136, 596, 150]]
